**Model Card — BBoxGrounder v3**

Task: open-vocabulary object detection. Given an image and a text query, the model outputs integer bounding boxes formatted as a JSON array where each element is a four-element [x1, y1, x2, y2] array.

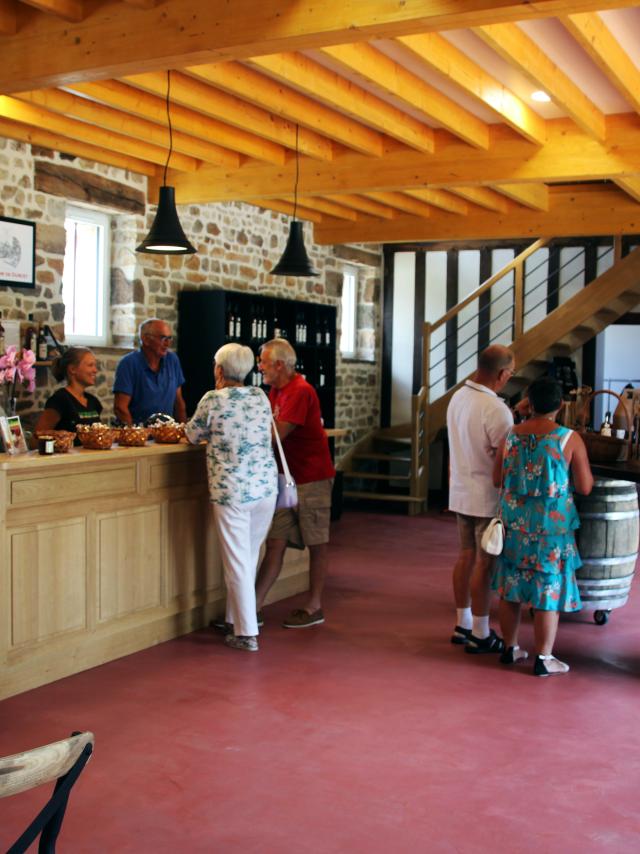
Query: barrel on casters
[[575, 478, 639, 624]]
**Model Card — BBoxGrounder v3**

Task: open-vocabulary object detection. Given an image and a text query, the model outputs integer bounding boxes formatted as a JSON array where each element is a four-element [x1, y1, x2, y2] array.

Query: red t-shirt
[[269, 374, 335, 485]]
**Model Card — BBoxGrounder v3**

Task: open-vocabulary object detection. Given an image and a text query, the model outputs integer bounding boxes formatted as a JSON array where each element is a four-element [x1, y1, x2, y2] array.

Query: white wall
[[425, 251, 447, 402], [391, 252, 416, 425]]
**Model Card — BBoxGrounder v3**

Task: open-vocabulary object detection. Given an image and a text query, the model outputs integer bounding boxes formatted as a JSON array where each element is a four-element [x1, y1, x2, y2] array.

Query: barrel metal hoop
[[580, 554, 639, 566], [578, 510, 639, 521], [587, 491, 639, 502], [593, 478, 635, 487]]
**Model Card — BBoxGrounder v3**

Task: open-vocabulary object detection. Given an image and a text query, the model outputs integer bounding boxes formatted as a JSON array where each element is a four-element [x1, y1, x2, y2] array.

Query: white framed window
[[62, 205, 110, 345], [340, 264, 357, 358]]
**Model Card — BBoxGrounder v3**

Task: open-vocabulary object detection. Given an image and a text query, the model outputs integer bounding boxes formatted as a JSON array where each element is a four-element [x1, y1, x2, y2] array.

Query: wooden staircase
[[339, 241, 640, 514]]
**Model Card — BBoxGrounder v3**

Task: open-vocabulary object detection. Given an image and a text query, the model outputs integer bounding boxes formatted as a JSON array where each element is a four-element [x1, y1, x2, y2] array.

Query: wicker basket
[[117, 425, 149, 447], [151, 422, 185, 444], [51, 430, 76, 453], [76, 423, 114, 450], [579, 390, 631, 464]]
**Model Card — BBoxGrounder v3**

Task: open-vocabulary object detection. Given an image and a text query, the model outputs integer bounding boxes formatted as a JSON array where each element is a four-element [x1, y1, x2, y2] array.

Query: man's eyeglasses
[[147, 334, 173, 343]]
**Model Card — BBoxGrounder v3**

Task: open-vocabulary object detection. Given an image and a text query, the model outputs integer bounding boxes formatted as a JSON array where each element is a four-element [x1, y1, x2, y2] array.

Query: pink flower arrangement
[[0, 345, 36, 394]]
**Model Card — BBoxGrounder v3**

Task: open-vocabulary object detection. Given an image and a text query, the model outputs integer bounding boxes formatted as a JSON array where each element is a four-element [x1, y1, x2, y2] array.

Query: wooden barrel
[[575, 478, 639, 611]]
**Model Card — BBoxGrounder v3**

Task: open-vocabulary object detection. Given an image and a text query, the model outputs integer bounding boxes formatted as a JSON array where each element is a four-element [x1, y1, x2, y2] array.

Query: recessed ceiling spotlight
[[531, 90, 551, 103]]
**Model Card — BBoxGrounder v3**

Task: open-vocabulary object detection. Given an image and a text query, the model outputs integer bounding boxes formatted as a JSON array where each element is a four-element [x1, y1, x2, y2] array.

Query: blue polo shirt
[[113, 350, 185, 424]]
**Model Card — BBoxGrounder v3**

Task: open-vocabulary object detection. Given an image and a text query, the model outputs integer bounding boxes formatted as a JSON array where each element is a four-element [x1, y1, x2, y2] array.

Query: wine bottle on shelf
[[234, 312, 242, 339], [37, 325, 48, 361], [324, 319, 331, 346], [227, 306, 235, 338], [274, 313, 281, 339], [316, 322, 322, 345], [25, 314, 37, 352], [318, 359, 326, 388], [251, 310, 258, 340]]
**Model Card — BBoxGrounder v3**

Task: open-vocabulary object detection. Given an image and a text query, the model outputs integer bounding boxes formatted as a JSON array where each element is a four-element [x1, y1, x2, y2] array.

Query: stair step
[[344, 490, 425, 503], [343, 471, 410, 482], [353, 452, 412, 463]]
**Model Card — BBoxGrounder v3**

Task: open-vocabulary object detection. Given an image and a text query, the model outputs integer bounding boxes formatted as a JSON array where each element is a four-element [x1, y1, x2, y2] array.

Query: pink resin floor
[[1, 510, 639, 853]]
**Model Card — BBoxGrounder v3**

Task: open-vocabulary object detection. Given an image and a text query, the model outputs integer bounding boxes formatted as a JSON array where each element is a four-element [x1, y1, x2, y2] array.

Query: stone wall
[[0, 137, 382, 460]]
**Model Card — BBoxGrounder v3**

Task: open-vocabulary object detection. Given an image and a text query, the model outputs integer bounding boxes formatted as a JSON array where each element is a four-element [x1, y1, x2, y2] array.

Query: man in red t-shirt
[[255, 338, 335, 628]]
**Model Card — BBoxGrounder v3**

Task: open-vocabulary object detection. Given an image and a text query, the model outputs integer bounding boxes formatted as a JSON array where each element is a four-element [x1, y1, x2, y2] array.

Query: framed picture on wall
[[0, 216, 36, 289]]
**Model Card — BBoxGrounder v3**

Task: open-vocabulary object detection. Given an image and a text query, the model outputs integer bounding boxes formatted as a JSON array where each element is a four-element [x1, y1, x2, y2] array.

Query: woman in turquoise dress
[[492, 377, 593, 676]]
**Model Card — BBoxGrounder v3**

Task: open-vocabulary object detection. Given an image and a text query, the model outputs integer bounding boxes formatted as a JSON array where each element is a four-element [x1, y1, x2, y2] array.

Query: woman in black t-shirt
[[34, 347, 102, 436]]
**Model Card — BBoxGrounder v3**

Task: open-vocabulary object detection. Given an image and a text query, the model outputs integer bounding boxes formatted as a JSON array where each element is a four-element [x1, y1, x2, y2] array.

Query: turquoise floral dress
[[492, 426, 582, 612], [185, 386, 277, 505]]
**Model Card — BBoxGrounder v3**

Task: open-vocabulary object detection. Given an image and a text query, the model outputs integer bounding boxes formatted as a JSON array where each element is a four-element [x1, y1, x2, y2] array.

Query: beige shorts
[[269, 478, 334, 549], [456, 513, 493, 552]]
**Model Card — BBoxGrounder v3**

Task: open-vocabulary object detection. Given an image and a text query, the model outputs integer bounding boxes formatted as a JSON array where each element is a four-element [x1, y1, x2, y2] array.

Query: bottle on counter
[[24, 314, 37, 353], [600, 411, 612, 437], [37, 325, 48, 361]]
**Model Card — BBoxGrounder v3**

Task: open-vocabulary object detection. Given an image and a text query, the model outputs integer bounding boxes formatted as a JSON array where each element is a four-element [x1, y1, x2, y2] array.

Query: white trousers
[[212, 494, 277, 637]]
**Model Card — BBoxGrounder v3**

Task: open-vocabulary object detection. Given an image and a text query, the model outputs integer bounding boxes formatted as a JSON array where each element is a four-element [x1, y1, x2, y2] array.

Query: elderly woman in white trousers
[[185, 343, 277, 652]]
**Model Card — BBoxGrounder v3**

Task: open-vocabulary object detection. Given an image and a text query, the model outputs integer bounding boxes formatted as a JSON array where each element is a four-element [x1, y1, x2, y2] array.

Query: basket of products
[[76, 423, 114, 450], [579, 390, 631, 464], [117, 425, 149, 447], [150, 421, 186, 444], [50, 429, 76, 453]]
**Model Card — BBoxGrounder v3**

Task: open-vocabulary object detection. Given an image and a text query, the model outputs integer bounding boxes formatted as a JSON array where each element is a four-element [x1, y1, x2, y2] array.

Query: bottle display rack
[[178, 290, 336, 426]]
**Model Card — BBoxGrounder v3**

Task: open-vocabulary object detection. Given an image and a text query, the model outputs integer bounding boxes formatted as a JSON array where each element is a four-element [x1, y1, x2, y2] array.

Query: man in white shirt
[[446, 345, 515, 653]]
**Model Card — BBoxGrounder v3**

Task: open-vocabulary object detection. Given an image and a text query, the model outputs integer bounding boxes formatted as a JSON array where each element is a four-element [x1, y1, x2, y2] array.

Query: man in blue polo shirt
[[113, 318, 187, 425]]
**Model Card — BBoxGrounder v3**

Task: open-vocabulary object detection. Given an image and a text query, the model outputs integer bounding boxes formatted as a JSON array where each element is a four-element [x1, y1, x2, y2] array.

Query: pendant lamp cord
[[163, 69, 173, 187], [292, 123, 299, 221]]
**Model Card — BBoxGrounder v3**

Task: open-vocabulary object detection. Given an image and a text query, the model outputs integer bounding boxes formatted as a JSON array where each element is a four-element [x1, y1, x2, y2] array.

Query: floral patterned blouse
[[185, 386, 277, 505]]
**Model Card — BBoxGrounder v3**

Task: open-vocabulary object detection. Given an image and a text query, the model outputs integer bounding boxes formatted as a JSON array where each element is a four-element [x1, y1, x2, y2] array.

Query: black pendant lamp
[[271, 124, 318, 277], [136, 70, 196, 255]]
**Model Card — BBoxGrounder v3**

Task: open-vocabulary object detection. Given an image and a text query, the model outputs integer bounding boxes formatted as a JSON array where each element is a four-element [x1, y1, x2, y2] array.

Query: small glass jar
[[38, 435, 55, 456]]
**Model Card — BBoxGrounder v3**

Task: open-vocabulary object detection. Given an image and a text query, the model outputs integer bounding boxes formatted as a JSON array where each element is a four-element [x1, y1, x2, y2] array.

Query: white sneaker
[[225, 634, 259, 652]]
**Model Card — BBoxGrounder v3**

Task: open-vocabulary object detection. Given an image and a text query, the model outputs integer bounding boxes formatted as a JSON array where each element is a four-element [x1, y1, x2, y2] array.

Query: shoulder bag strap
[[496, 428, 512, 520], [271, 413, 294, 485]]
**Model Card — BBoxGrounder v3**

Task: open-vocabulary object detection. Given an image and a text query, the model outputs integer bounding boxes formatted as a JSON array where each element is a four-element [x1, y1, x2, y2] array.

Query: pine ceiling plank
[[0, 116, 156, 175], [492, 182, 549, 210], [158, 117, 640, 203], [298, 196, 358, 220], [562, 13, 640, 114], [323, 193, 397, 218], [321, 43, 489, 150], [244, 198, 323, 224], [397, 32, 546, 146], [476, 22, 606, 141], [121, 0, 159, 7], [186, 62, 380, 157], [449, 185, 511, 212], [21, 0, 83, 22], [69, 79, 284, 166], [312, 184, 640, 244], [250, 52, 435, 153], [614, 177, 640, 204], [15, 87, 241, 168], [405, 188, 468, 214], [366, 191, 433, 217], [2, 0, 637, 93], [123, 71, 302, 164], [0, 0, 17, 36], [0, 95, 199, 171]]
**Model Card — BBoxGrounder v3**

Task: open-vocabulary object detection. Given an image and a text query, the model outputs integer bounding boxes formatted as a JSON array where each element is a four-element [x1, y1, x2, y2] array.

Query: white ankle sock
[[472, 615, 490, 639], [456, 608, 472, 630]]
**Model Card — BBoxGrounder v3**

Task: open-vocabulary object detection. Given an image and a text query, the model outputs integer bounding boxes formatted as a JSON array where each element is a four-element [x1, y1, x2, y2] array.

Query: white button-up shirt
[[446, 379, 513, 517]]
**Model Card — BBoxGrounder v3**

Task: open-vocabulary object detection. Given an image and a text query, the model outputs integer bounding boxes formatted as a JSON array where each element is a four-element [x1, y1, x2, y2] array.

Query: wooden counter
[[0, 443, 308, 700], [590, 458, 640, 483]]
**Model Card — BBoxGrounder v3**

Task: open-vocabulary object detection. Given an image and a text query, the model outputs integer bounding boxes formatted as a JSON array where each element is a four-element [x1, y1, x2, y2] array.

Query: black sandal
[[464, 628, 505, 654], [534, 655, 570, 676]]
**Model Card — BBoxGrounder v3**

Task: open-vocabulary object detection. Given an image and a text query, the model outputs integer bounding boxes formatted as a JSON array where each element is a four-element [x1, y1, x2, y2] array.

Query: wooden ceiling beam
[[15, 87, 241, 168], [0, 0, 17, 36], [614, 177, 640, 204], [157, 117, 640, 204], [186, 62, 380, 157], [321, 43, 489, 150], [561, 13, 640, 114], [492, 182, 549, 210], [0, 94, 199, 171], [250, 52, 435, 153], [449, 185, 511, 213], [323, 194, 397, 219], [405, 188, 468, 215], [312, 185, 640, 244], [476, 22, 606, 141], [0, 115, 156, 176], [298, 196, 358, 221], [67, 79, 280, 165], [244, 198, 323, 224], [366, 191, 433, 218], [1, 0, 637, 93], [20, 0, 83, 22], [397, 32, 547, 146]]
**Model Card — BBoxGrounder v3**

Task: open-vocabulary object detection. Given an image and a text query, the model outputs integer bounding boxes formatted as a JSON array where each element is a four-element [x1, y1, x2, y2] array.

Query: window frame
[[62, 204, 111, 347], [340, 264, 358, 359]]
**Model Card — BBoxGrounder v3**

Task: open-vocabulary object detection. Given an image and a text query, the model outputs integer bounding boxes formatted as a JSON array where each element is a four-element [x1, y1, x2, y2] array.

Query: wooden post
[[514, 261, 524, 340]]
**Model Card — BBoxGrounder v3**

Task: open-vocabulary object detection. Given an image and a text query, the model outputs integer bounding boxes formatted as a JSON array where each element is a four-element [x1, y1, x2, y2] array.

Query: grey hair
[[260, 338, 297, 369], [138, 318, 164, 343], [214, 343, 255, 382]]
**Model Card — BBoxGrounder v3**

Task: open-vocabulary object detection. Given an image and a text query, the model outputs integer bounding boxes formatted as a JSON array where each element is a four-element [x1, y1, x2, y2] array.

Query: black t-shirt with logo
[[44, 388, 103, 433]]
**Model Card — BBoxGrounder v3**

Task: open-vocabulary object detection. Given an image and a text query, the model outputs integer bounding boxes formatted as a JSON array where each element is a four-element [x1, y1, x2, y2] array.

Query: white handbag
[[481, 517, 504, 555], [272, 414, 298, 510]]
